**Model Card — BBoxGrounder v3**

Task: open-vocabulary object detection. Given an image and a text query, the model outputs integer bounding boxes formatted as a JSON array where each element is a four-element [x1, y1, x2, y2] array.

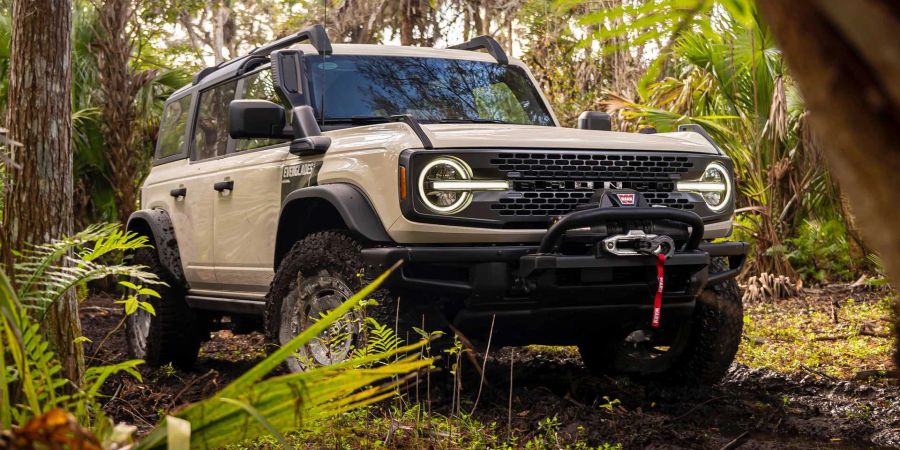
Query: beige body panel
[[421, 124, 718, 153], [318, 122, 721, 244], [209, 147, 294, 293], [142, 159, 218, 285]]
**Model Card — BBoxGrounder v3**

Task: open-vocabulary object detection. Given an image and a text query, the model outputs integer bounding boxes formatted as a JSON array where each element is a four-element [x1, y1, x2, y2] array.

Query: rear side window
[[234, 70, 290, 152], [156, 95, 191, 160], [193, 80, 238, 160]]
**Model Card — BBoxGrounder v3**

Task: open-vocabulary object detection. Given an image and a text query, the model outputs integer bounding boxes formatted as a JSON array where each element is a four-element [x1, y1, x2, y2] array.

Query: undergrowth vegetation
[[0, 226, 432, 449], [738, 293, 894, 379], [229, 406, 623, 450]]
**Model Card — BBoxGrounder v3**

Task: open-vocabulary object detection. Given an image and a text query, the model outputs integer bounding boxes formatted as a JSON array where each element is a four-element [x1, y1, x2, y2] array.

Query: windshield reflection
[[305, 55, 554, 126]]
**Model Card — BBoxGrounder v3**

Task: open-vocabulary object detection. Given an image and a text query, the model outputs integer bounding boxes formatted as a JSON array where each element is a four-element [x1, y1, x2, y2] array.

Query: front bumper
[[362, 207, 747, 345]]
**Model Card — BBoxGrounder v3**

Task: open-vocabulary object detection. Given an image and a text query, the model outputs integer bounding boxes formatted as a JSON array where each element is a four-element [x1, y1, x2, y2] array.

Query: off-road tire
[[125, 247, 205, 368], [579, 258, 743, 385], [267, 231, 419, 371]]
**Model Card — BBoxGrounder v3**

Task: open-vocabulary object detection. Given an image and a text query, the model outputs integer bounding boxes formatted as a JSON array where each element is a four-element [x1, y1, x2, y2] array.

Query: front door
[[211, 68, 293, 295]]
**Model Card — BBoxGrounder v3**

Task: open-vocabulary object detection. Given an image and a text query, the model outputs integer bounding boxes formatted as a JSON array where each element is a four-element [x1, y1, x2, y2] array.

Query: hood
[[420, 123, 719, 154]]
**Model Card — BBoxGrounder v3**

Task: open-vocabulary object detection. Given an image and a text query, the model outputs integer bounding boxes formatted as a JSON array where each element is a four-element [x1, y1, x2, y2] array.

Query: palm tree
[[591, 4, 855, 277]]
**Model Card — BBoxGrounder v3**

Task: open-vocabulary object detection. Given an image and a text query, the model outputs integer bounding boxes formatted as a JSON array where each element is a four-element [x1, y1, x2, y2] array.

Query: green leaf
[[138, 287, 161, 298], [139, 302, 156, 316], [219, 397, 293, 450], [118, 280, 140, 291]]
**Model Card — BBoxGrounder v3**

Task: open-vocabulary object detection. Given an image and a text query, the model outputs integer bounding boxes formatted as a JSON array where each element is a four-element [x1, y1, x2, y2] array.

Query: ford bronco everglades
[[125, 25, 747, 384]]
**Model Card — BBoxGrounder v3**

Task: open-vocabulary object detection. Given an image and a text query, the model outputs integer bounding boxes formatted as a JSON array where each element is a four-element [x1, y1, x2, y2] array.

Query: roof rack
[[193, 24, 333, 85], [449, 35, 508, 65]]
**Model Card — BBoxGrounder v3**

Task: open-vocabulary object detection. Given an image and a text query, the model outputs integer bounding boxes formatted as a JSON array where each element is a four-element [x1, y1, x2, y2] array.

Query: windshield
[[304, 55, 554, 126]]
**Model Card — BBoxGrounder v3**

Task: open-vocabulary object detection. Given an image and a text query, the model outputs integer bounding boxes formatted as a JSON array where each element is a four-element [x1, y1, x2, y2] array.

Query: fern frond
[[13, 223, 121, 294], [13, 223, 157, 313]]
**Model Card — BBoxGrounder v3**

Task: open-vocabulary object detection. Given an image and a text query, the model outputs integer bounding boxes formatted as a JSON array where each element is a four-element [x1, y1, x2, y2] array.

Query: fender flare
[[276, 184, 392, 264], [126, 209, 188, 287]]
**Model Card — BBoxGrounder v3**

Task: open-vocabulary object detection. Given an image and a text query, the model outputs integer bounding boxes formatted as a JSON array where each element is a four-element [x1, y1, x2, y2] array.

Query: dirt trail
[[81, 293, 900, 449], [462, 347, 900, 449]]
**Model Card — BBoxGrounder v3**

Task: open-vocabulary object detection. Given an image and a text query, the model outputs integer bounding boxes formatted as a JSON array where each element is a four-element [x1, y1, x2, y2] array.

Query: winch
[[601, 230, 675, 258]]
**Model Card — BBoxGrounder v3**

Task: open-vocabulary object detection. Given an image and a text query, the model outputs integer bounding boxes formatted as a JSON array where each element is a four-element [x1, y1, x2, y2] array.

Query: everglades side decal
[[281, 161, 322, 201]]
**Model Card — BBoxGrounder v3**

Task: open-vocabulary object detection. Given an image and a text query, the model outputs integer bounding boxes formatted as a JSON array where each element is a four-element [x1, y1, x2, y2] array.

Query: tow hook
[[601, 230, 675, 258]]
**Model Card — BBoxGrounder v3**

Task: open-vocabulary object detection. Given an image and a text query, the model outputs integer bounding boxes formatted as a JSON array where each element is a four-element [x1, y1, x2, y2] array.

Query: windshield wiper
[[324, 116, 393, 124], [435, 118, 507, 124]]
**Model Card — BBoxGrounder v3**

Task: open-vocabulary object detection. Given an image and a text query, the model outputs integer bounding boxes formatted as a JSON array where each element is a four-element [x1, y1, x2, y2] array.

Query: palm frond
[[135, 263, 433, 450]]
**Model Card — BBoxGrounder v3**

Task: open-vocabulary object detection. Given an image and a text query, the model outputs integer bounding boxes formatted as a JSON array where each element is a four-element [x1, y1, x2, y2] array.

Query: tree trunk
[[1, 0, 82, 382], [754, 0, 900, 369], [399, 0, 415, 46], [94, 0, 155, 225]]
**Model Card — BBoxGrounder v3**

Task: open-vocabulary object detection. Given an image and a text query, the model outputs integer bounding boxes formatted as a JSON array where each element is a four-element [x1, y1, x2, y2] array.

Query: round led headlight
[[676, 162, 732, 212], [418, 157, 474, 214]]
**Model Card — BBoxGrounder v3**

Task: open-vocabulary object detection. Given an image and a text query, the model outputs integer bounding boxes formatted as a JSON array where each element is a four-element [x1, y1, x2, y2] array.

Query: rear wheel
[[578, 258, 743, 385], [125, 247, 206, 368]]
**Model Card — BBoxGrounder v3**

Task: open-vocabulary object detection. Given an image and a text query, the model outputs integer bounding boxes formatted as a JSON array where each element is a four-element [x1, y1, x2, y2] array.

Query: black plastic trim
[[185, 295, 265, 315], [539, 207, 704, 253], [699, 241, 748, 285], [251, 24, 332, 57], [126, 209, 188, 288], [678, 123, 724, 155], [449, 35, 509, 64], [192, 24, 332, 86], [278, 184, 392, 265], [392, 115, 433, 149]]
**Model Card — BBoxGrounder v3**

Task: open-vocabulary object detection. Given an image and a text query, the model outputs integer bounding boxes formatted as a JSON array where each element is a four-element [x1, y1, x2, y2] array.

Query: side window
[[156, 95, 191, 160], [234, 70, 290, 152], [193, 80, 238, 160]]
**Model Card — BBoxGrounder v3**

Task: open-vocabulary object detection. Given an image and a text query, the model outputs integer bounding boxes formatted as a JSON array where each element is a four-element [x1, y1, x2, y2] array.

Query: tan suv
[[125, 25, 747, 384]]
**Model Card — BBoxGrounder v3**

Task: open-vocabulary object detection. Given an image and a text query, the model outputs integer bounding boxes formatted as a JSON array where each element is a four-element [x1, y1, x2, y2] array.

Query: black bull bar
[[362, 207, 747, 297]]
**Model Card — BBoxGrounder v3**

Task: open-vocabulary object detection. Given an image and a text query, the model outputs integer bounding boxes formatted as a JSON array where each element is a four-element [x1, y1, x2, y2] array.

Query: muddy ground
[[81, 288, 900, 449]]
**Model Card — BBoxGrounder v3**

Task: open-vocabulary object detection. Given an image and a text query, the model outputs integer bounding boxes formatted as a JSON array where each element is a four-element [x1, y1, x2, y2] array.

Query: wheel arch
[[275, 184, 392, 269], [126, 209, 188, 288]]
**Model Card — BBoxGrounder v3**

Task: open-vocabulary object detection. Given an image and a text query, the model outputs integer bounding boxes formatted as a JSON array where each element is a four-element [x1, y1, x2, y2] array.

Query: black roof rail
[[192, 24, 333, 85], [251, 24, 333, 57], [449, 35, 508, 65]]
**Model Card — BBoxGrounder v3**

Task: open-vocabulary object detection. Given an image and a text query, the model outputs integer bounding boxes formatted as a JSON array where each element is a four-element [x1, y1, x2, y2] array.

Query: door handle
[[213, 180, 234, 192], [170, 187, 187, 198]]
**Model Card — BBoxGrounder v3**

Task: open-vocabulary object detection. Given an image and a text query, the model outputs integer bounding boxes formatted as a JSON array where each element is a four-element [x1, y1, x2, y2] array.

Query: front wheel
[[264, 232, 374, 372], [579, 258, 743, 385]]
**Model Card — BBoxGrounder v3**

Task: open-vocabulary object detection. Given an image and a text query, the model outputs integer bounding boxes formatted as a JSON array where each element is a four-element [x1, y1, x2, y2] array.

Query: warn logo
[[616, 193, 636, 206]]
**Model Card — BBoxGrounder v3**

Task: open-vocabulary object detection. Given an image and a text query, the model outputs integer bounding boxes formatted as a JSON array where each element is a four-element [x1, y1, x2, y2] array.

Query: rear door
[[211, 68, 294, 295], [178, 78, 239, 290]]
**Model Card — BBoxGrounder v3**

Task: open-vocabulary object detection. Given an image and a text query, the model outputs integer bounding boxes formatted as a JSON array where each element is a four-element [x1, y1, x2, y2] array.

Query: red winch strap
[[651, 253, 666, 328]]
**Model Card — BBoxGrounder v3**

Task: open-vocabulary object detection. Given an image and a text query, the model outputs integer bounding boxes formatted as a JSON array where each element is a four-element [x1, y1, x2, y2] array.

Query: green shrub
[[783, 218, 854, 284]]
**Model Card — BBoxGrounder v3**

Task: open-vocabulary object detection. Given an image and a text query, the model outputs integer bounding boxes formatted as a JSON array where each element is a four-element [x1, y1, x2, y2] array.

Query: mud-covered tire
[[266, 231, 411, 372], [579, 258, 743, 385], [125, 247, 205, 368]]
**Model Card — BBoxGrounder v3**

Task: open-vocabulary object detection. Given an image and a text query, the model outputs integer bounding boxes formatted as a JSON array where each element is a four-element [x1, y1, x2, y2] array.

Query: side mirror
[[289, 105, 331, 156], [228, 100, 291, 139], [272, 49, 306, 106], [577, 111, 612, 131]]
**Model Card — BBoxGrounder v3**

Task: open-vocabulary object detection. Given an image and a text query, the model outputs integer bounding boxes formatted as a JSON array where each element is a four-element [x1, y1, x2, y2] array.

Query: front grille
[[488, 152, 697, 218], [490, 153, 694, 180], [404, 149, 731, 229]]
